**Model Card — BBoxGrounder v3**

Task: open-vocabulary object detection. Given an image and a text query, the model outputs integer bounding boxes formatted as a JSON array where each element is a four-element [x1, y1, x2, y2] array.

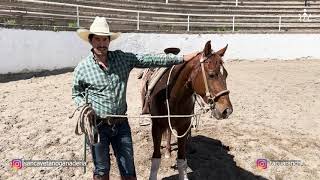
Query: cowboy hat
[[77, 16, 121, 42]]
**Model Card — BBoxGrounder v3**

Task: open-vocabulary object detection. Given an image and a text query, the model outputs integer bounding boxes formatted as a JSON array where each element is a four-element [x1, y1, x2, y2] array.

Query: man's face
[[90, 35, 110, 56]]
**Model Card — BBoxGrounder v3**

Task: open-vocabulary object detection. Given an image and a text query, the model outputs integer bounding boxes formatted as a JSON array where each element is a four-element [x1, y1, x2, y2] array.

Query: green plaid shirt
[[72, 50, 183, 118]]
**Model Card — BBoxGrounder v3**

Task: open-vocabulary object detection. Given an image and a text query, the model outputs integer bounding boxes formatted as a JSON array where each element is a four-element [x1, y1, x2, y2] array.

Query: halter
[[198, 51, 230, 109], [164, 51, 230, 138]]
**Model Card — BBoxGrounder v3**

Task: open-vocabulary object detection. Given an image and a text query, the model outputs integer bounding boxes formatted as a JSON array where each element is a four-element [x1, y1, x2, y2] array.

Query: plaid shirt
[[72, 50, 183, 118]]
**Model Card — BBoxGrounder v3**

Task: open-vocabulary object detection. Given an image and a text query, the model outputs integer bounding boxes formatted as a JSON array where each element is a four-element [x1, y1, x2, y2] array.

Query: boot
[[177, 159, 189, 180], [140, 90, 151, 126], [121, 176, 137, 180], [137, 70, 144, 79], [149, 158, 161, 180], [141, 91, 151, 115], [93, 174, 109, 180]]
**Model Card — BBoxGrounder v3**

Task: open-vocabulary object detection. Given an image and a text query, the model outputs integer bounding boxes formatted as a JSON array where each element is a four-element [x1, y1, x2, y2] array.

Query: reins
[[166, 65, 195, 138], [69, 51, 230, 142]]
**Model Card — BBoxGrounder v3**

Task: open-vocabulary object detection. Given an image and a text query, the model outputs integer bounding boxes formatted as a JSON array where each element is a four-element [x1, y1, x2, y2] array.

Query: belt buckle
[[106, 117, 114, 126], [105, 117, 125, 125]]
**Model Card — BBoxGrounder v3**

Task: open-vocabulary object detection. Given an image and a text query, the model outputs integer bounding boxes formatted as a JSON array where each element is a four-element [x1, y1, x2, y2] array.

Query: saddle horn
[[164, 47, 180, 55]]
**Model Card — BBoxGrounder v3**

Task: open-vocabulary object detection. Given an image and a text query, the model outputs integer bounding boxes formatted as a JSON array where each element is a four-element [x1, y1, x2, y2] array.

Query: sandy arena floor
[[1, 60, 319, 180]]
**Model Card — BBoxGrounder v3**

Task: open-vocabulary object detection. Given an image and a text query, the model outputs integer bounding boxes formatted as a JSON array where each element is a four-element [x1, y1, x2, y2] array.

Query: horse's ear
[[203, 40, 212, 56], [216, 44, 228, 57]]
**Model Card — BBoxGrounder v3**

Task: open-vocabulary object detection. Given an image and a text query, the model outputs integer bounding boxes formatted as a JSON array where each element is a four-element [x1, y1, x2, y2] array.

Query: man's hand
[[183, 51, 200, 62]]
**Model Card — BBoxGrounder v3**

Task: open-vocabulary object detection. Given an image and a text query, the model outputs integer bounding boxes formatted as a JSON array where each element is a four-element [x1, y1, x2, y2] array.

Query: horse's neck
[[170, 61, 196, 105]]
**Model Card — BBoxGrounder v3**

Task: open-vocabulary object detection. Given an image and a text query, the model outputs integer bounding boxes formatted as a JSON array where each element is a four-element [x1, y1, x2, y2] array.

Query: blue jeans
[[90, 119, 136, 177]]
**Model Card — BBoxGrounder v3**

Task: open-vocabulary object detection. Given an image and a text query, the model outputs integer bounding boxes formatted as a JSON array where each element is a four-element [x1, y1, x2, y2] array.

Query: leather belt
[[98, 117, 127, 126]]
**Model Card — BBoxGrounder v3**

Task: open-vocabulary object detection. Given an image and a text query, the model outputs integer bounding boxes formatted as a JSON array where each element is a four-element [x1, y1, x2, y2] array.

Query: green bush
[[68, 21, 77, 28], [6, 19, 16, 25]]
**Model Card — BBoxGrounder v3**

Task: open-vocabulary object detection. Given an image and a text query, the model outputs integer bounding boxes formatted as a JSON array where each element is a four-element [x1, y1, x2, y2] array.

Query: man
[[72, 16, 197, 180]]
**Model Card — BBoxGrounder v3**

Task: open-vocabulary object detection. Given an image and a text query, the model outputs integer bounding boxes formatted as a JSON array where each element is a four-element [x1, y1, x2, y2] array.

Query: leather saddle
[[137, 48, 180, 79], [140, 47, 182, 114]]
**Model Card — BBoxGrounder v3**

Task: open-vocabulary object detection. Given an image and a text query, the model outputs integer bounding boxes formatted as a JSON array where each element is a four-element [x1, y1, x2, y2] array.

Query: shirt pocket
[[89, 71, 111, 91]]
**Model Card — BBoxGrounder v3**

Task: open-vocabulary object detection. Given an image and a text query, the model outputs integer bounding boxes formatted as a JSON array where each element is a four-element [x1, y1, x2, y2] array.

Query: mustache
[[97, 47, 107, 49]]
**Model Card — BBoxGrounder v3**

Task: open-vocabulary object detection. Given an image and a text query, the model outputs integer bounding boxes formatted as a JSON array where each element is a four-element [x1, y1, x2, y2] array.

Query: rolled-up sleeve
[[72, 65, 85, 107], [126, 52, 183, 68]]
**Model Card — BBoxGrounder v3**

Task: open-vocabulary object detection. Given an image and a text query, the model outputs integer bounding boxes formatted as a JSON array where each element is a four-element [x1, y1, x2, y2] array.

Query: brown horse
[[147, 41, 233, 180]]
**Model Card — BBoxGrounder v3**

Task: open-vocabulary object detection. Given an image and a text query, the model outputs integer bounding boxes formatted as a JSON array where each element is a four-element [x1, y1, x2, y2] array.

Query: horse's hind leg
[[164, 129, 172, 158], [149, 121, 163, 180]]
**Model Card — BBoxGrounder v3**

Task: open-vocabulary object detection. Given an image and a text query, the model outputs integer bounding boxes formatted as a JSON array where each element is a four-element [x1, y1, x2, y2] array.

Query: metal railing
[[164, 0, 239, 6], [13, 0, 320, 32]]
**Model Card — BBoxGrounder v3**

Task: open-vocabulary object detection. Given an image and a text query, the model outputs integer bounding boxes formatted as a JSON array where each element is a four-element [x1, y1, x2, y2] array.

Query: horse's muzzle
[[222, 107, 233, 119], [211, 106, 233, 120]]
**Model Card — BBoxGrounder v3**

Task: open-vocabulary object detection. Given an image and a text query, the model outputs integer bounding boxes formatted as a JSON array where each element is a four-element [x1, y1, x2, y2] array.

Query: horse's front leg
[[176, 124, 190, 180], [149, 121, 163, 180]]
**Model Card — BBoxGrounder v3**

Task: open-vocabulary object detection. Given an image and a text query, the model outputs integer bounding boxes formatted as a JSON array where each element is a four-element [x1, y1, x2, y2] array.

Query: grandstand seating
[[0, 0, 319, 33]]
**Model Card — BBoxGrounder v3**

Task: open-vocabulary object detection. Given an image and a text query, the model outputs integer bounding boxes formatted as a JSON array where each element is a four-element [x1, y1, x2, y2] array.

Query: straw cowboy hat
[[77, 16, 121, 42]]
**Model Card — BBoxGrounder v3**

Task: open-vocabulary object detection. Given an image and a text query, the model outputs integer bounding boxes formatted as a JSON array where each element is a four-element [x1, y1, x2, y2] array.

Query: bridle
[[192, 51, 230, 109], [164, 51, 230, 138]]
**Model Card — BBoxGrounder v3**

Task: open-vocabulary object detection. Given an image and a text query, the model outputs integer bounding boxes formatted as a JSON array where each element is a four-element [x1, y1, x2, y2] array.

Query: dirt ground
[[1, 60, 319, 180]]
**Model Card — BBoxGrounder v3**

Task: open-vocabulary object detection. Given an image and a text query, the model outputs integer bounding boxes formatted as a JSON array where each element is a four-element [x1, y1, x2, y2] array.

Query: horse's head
[[188, 41, 233, 119]]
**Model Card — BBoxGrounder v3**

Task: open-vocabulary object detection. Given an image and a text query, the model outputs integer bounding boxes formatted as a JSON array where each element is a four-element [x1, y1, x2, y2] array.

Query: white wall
[[1, 28, 319, 74], [113, 33, 320, 61], [0, 28, 90, 74]]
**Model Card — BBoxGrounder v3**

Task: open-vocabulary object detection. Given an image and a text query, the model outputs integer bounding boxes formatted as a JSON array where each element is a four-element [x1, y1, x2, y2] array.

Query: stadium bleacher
[[0, 0, 319, 33]]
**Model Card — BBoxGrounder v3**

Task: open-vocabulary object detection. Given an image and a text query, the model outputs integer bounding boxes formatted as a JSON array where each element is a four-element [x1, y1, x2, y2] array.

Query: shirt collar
[[90, 48, 112, 63], [90, 48, 111, 70]]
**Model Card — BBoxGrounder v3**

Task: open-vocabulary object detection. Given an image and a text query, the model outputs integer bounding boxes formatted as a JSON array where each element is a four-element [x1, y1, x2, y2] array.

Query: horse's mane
[[150, 51, 224, 102]]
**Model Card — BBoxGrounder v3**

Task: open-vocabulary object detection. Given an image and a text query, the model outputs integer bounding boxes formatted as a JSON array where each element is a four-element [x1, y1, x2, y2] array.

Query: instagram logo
[[256, 159, 268, 170], [11, 159, 23, 170]]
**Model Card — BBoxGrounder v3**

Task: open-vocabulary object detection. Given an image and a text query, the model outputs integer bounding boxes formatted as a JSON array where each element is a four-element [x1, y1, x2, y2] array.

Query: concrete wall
[[1, 28, 319, 74], [0, 28, 89, 74]]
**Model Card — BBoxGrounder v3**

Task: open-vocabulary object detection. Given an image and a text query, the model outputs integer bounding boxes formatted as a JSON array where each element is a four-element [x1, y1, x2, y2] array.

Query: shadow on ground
[[0, 68, 74, 83], [163, 135, 268, 180]]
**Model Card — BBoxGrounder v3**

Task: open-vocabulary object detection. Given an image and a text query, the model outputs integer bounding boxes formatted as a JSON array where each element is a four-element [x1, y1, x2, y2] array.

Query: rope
[[68, 66, 210, 142], [69, 103, 206, 142], [166, 65, 195, 138], [69, 105, 205, 139], [91, 114, 200, 118], [69, 103, 98, 145], [200, 59, 211, 97]]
